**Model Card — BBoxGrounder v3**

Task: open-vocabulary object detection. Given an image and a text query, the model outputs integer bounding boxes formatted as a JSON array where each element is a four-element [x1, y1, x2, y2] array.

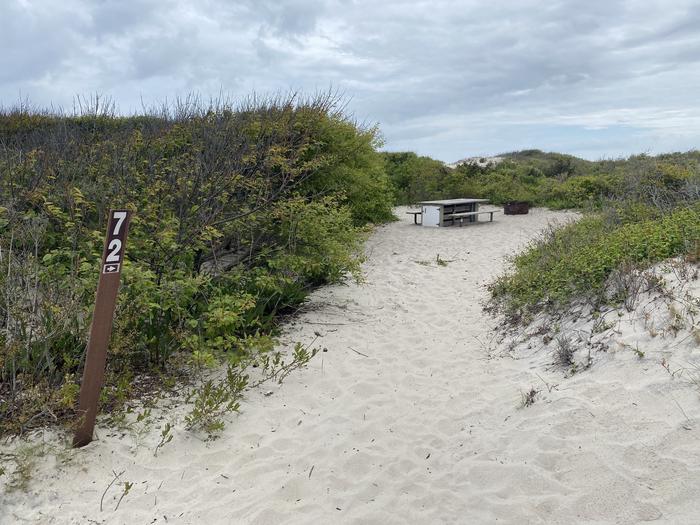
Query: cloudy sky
[[2, 0, 700, 161]]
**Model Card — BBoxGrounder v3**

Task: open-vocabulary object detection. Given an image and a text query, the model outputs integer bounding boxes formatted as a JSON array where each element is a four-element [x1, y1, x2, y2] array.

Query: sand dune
[[3, 207, 700, 524]]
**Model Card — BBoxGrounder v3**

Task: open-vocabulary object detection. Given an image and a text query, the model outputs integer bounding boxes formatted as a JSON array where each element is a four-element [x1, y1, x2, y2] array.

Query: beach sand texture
[[3, 207, 700, 524]]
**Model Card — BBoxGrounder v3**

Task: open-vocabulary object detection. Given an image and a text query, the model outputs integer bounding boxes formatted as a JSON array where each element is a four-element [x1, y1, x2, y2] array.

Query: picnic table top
[[419, 198, 489, 206]]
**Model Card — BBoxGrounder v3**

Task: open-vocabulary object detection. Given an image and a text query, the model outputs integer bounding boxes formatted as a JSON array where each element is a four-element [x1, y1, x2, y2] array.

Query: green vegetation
[[2, 90, 699, 437], [384, 148, 700, 322], [383, 148, 700, 209], [489, 205, 700, 320], [0, 93, 395, 436], [488, 192, 700, 322], [383, 149, 601, 206], [382, 152, 451, 204]]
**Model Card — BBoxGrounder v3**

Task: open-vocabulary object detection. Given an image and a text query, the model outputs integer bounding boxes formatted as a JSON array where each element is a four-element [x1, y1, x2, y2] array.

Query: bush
[[382, 152, 450, 204], [0, 93, 393, 435], [489, 205, 700, 320]]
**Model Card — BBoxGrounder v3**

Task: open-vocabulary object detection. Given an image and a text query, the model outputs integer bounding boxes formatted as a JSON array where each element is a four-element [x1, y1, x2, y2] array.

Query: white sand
[[3, 207, 700, 524]]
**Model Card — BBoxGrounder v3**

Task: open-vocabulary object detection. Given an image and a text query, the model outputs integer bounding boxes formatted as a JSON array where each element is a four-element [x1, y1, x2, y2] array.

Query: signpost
[[73, 209, 132, 448]]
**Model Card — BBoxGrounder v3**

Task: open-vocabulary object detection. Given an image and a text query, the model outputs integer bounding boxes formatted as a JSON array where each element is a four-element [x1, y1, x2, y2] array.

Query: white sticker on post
[[102, 262, 121, 274]]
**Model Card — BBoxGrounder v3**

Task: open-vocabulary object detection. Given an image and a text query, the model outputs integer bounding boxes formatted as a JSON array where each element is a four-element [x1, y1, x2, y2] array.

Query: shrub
[[489, 205, 700, 320], [0, 93, 393, 435]]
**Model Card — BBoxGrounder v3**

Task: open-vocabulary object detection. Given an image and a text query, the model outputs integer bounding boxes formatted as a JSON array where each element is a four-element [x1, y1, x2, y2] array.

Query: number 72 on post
[[102, 210, 130, 275]]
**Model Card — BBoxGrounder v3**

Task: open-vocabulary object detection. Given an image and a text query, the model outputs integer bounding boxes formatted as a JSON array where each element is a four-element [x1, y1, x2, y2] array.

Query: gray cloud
[[2, 0, 699, 160]]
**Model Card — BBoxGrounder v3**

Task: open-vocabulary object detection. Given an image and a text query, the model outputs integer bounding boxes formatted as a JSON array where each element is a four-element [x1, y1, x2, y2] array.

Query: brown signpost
[[73, 209, 132, 448]]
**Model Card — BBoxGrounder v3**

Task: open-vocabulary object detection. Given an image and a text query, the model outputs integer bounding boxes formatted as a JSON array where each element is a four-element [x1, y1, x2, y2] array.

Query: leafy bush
[[489, 205, 700, 320], [0, 93, 393, 435], [382, 152, 452, 204]]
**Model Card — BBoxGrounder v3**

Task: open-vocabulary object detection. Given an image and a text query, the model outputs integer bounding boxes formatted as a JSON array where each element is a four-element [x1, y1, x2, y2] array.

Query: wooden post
[[73, 209, 132, 448]]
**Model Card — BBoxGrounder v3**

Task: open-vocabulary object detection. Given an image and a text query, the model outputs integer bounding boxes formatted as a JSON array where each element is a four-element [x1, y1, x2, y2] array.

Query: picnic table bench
[[411, 199, 496, 227], [406, 210, 422, 224], [449, 210, 498, 225], [407, 207, 498, 226]]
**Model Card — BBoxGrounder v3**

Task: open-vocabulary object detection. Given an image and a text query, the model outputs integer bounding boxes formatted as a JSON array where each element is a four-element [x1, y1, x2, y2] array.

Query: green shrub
[[301, 120, 395, 224], [489, 205, 700, 319], [0, 93, 391, 435]]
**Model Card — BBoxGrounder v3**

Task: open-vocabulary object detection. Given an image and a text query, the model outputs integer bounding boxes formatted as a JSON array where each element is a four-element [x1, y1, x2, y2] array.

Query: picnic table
[[407, 198, 495, 227]]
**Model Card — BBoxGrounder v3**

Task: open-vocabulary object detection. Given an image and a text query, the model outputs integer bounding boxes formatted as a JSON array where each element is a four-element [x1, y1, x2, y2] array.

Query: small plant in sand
[[0, 437, 76, 495], [414, 254, 453, 267], [632, 344, 645, 359], [100, 469, 132, 512], [185, 340, 320, 438], [154, 422, 174, 457], [519, 387, 540, 408], [115, 480, 133, 511], [661, 358, 683, 379], [186, 366, 248, 436], [0, 443, 42, 492], [666, 304, 687, 335], [608, 261, 648, 312], [554, 335, 576, 369], [100, 405, 160, 448], [592, 315, 615, 334], [619, 341, 645, 359]]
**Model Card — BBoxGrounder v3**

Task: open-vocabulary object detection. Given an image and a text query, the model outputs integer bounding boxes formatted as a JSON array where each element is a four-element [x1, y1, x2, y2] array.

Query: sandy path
[[4, 207, 700, 524]]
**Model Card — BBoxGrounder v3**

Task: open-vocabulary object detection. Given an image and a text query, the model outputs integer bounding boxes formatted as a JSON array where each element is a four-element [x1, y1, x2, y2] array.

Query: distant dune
[[446, 155, 504, 169]]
